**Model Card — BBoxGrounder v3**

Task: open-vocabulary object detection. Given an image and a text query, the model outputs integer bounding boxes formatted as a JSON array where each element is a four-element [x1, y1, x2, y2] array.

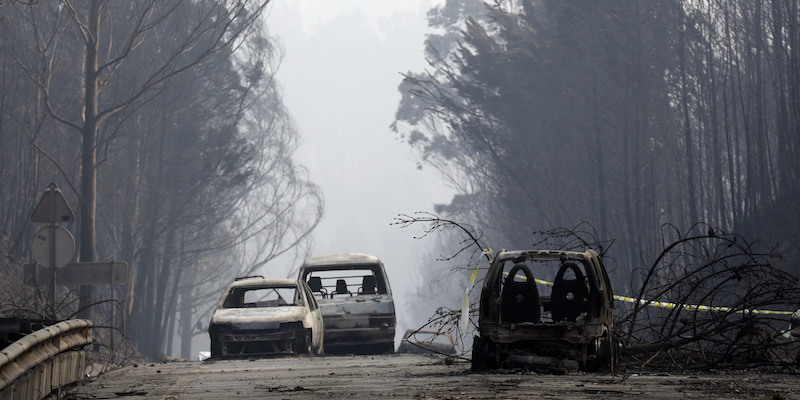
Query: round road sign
[[31, 226, 75, 268]]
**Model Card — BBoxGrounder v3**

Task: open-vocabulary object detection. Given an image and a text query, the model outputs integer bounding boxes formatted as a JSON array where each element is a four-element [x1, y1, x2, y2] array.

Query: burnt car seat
[[359, 275, 377, 295], [332, 279, 352, 297], [308, 276, 327, 298], [501, 264, 541, 324], [551, 261, 589, 322]]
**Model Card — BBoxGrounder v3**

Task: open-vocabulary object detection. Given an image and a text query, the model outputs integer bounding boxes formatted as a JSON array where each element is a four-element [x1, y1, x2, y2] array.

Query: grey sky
[[267, 1, 455, 337]]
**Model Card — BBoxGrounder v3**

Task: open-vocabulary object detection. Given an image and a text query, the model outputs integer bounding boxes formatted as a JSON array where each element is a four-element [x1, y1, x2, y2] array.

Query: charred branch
[[617, 223, 800, 370]]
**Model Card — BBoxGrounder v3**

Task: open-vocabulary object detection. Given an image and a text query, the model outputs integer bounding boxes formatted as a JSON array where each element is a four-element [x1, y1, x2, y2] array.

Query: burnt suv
[[298, 253, 396, 354], [472, 249, 615, 371]]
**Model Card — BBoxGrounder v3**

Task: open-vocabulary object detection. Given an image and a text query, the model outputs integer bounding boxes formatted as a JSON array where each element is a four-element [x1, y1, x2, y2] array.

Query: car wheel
[[588, 328, 615, 371], [599, 329, 618, 372], [295, 330, 312, 354], [585, 338, 602, 371], [380, 342, 395, 354], [471, 335, 495, 371], [210, 335, 222, 359]]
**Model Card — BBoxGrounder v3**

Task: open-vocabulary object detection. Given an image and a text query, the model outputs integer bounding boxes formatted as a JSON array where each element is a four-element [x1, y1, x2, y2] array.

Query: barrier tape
[[503, 272, 795, 316], [611, 294, 794, 315], [460, 248, 494, 336]]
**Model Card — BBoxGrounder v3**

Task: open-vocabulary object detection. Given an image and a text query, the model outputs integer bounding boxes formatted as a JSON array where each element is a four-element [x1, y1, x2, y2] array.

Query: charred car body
[[208, 277, 323, 358], [298, 253, 396, 354], [472, 249, 615, 371]]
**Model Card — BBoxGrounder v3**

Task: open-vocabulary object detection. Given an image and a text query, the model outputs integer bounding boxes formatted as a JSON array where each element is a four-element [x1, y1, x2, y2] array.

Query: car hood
[[211, 306, 307, 328]]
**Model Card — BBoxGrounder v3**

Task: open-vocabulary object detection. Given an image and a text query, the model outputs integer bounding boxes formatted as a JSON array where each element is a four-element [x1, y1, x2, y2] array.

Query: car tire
[[295, 330, 312, 354], [380, 342, 395, 354], [587, 328, 615, 372], [210, 335, 222, 359], [471, 335, 495, 371], [599, 329, 618, 371]]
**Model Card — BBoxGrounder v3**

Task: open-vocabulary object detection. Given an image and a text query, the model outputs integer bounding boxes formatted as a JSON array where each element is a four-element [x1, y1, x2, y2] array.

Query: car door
[[301, 281, 325, 353]]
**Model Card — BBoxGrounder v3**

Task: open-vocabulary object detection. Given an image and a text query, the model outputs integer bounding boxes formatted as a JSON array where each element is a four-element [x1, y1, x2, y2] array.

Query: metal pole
[[110, 261, 115, 355], [49, 187, 57, 319]]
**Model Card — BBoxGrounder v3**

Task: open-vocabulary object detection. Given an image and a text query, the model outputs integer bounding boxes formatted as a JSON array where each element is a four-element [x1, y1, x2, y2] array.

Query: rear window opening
[[303, 267, 388, 298], [223, 286, 302, 308]]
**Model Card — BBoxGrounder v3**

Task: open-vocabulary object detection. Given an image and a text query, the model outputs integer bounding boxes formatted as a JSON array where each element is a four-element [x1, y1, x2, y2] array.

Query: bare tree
[[11, 0, 272, 320], [1, 0, 327, 359]]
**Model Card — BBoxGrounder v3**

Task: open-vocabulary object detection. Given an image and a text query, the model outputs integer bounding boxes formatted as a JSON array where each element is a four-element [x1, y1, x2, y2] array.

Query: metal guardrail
[[0, 319, 93, 400]]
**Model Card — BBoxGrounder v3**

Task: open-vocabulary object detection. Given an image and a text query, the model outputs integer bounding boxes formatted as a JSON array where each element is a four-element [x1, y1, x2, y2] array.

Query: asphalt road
[[66, 353, 800, 399]]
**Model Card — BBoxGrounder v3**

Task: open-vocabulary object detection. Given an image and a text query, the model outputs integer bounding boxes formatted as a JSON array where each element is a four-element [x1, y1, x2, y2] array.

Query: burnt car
[[472, 249, 615, 371], [208, 276, 324, 358], [397, 329, 456, 355], [298, 253, 396, 354]]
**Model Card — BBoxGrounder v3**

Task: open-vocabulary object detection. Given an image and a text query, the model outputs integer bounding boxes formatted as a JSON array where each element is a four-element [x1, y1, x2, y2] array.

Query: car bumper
[[210, 324, 310, 357]]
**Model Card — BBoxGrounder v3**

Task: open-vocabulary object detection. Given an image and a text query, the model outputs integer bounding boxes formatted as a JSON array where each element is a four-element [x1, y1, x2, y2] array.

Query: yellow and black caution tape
[[611, 294, 794, 315], [502, 271, 553, 287], [503, 271, 795, 316]]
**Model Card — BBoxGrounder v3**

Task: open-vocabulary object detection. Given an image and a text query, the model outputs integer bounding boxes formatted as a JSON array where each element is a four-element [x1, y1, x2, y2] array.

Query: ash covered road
[[67, 354, 800, 399]]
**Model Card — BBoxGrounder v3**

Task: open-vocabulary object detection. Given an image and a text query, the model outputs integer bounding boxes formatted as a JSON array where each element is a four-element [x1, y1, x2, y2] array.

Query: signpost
[[28, 182, 130, 347], [30, 226, 75, 269], [30, 183, 75, 316], [24, 262, 129, 285], [30, 183, 75, 224]]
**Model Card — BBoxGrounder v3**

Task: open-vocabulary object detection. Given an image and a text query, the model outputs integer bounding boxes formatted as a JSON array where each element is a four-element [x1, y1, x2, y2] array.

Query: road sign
[[31, 183, 74, 223], [23, 262, 129, 286], [59, 262, 129, 285], [30, 226, 75, 268]]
